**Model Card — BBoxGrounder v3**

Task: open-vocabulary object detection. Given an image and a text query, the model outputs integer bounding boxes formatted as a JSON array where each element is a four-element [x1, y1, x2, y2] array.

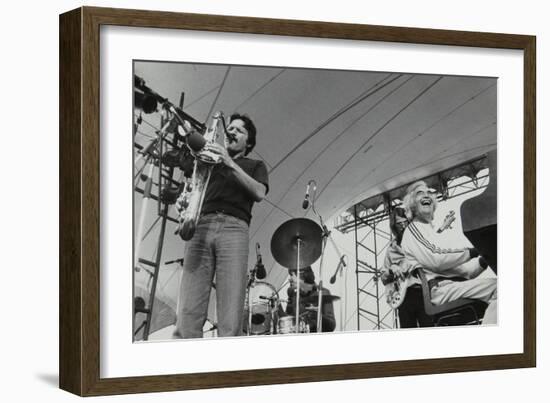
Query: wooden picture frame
[[59, 6, 536, 396]]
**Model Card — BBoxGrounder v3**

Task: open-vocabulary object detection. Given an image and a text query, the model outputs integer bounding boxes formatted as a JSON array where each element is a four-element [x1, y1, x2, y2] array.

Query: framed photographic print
[[59, 6, 536, 396]]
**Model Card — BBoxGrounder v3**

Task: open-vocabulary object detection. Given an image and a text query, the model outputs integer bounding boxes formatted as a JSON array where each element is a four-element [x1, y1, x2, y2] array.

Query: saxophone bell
[[177, 219, 197, 241]]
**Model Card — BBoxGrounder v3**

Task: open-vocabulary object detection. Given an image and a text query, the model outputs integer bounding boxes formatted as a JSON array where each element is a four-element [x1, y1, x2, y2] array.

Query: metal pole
[[295, 239, 301, 333], [354, 205, 360, 331], [142, 119, 178, 340], [134, 163, 154, 269], [316, 234, 327, 333], [247, 275, 254, 336], [142, 185, 172, 340], [374, 222, 380, 329]]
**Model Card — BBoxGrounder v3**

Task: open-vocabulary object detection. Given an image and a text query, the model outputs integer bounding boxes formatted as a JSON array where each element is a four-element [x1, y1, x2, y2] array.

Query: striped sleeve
[[401, 222, 470, 274]]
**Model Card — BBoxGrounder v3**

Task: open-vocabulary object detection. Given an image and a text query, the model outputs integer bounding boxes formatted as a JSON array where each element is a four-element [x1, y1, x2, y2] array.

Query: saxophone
[[175, 112, 226, 241]]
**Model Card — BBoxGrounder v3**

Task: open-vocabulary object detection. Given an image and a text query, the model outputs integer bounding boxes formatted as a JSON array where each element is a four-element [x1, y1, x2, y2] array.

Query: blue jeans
[[174, 213, 249, 338]]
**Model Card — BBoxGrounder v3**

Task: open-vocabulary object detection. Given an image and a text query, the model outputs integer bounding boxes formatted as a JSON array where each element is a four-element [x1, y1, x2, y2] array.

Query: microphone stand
[[329, 255, 347, 331], [315, 219, 329, 333], [308, 181, 348, 333], [305, 180, 327, 333], [134, 119, 172, 166]]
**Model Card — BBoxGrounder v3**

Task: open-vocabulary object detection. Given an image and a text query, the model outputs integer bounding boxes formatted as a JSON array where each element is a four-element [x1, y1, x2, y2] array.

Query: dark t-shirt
[[201, 157, 269, 225]]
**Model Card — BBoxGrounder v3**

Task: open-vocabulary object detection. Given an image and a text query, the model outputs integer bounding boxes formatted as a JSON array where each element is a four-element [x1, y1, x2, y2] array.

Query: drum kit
[[243, 218, 340, 336]]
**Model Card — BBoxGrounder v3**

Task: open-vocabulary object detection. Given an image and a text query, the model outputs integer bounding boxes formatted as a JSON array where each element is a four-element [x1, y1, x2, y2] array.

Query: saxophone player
[[174, 114, 269, 338]]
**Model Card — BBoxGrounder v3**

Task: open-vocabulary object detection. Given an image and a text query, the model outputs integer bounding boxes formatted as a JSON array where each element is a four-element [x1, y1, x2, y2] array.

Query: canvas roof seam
[[259, 75, 415, 282], [315, 76, 444, 205], [356, 83, 497, 188], [233, 69, 287, 112], [268, 72, 399, 174], [204, 66, 231, 121], [249, 73, 401, 242]]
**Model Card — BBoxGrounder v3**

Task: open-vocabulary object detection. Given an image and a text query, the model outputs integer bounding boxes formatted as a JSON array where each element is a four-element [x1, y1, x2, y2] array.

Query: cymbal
[[301, 293, 341, 304], [270, 218, 323, 270]]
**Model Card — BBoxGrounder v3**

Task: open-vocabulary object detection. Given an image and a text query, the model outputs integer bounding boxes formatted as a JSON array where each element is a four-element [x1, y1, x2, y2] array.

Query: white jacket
[[401, 219, 479, 281]]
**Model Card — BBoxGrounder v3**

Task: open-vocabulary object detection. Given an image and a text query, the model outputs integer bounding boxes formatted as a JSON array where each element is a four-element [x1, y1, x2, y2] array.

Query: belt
[[201, 210, 249, 225], [428, 276, 466, 290], [202, 209, 229, 216]]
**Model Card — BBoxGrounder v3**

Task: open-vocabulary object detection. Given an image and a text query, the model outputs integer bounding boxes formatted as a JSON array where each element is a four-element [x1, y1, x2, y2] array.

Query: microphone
[[186, 131, 207, 152], [176, 118, 207, 152], [255, 243, 266, 279], [302, 180, 315, 209], [330, 255, 347, 284]]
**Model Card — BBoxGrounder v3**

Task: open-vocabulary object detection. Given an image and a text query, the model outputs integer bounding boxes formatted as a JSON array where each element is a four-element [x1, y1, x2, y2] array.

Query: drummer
[[281, 266, 336, 333]]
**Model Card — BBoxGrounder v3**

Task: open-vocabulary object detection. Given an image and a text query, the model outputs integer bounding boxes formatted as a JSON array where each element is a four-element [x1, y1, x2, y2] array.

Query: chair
[[417, 270, 487, 326]]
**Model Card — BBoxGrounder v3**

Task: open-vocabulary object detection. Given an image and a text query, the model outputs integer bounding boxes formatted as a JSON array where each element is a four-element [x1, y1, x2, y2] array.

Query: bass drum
[[243, 281, 279, 335]]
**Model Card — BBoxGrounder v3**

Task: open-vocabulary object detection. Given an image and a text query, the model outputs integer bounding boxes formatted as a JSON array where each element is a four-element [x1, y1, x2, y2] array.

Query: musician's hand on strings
[[391, 264, 406, 281], [380, 270, 394, 285]]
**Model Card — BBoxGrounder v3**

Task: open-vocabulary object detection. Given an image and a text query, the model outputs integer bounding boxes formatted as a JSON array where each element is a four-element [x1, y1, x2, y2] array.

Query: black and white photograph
[[2, 0, 545, 399], [133, 61, 498, 341]]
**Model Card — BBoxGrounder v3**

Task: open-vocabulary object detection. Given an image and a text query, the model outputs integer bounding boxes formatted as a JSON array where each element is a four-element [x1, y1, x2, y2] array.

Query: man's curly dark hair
[[230, 113, 257, 156]]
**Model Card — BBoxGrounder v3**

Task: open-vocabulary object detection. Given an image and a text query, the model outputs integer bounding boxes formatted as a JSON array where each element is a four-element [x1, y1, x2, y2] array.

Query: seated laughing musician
[[399, 181, 498, 325], [380, 207, 433, 328]]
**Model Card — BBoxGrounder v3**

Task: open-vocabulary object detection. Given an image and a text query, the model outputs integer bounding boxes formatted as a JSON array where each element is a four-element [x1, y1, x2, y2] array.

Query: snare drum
[[277, 316, 310, 334]]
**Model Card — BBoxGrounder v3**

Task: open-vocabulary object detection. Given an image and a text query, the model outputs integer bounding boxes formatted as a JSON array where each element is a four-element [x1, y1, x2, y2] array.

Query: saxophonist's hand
[[204, 143, 233, 167]]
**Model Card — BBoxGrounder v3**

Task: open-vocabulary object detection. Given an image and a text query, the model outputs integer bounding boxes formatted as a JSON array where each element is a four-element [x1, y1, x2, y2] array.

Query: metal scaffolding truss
[[336, 155, 491, 331], [352, 206, 397, 330], [133, 81, 206, 341], [133, 114, 182, 341]]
